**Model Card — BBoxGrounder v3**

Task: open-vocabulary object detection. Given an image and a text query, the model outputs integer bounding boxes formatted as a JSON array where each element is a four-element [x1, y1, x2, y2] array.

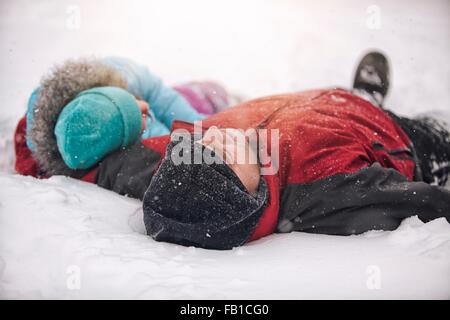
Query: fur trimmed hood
[[28, 58, 128, 177]]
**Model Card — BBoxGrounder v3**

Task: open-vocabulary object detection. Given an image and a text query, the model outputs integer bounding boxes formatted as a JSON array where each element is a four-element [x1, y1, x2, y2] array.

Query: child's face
[[136, 99, 149, 132]]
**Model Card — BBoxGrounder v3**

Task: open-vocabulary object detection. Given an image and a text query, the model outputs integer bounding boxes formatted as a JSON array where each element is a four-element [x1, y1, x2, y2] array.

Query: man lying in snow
[[14, 52, 450, 250]]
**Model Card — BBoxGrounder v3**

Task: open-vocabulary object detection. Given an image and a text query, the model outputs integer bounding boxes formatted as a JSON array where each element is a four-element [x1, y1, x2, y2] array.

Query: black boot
[[353, 51, 390, 107]]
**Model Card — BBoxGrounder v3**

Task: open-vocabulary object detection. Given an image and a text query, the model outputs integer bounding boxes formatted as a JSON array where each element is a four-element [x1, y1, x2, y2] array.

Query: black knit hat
[[143, 135, 268, 250]]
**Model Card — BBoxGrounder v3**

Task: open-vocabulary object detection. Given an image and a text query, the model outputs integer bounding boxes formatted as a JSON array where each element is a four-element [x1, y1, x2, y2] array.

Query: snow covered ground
[[0, 0, 449, 299], [1, 173, 450, 299]]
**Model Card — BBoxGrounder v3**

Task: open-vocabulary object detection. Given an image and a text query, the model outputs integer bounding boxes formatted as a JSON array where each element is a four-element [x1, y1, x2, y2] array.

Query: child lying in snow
[[18, 56, 231, 177], [14, 51, 450, 250]]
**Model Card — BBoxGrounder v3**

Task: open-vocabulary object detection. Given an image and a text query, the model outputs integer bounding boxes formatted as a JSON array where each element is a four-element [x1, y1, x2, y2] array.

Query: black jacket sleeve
[[96, 142, 162, 200], [277, 163, 450, 235]]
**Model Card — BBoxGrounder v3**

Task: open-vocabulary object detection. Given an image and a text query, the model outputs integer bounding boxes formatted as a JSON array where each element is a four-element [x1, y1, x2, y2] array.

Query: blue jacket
[[102, 57, 204, 138], [26, 57, 205, 148]]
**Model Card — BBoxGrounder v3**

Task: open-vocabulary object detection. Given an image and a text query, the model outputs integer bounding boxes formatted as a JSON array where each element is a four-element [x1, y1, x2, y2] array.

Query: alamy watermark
[[366, 5, 382, 30], [366, 265, 381, 290], [66, 5, 81, 30], [66, 265, 81, 290]]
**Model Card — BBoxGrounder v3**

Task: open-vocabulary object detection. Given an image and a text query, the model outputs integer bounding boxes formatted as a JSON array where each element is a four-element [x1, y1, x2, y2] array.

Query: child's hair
[[29, 57, 128, 177]]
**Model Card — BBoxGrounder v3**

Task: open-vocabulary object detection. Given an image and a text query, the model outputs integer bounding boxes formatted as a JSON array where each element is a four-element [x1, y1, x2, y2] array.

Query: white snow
[[0, 0, 449, 299], [1, 173, 449, 299]]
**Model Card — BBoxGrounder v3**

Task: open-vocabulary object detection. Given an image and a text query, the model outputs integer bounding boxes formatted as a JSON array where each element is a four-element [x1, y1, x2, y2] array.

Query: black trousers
[[386, 111, 450, 186]]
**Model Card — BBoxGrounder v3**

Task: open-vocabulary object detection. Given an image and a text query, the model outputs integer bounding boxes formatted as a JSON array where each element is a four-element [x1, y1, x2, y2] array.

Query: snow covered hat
[[143, 137, 268, 250], [27, 58, 129, 177], [54, 87, 142, 169]]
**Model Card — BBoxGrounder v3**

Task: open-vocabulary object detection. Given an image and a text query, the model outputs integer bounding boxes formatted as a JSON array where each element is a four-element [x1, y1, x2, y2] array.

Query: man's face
[[136, 99, 149, 132], [198, 127, 261, 196]]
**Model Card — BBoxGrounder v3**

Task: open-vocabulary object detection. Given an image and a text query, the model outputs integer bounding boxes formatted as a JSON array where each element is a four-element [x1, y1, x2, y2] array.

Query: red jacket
[[15, 89, 449, 247], [171, 89, 417, 240]]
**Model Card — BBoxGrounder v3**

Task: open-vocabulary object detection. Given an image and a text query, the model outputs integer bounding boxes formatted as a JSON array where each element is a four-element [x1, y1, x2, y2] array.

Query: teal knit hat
[[54, 86, 142, 169]]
